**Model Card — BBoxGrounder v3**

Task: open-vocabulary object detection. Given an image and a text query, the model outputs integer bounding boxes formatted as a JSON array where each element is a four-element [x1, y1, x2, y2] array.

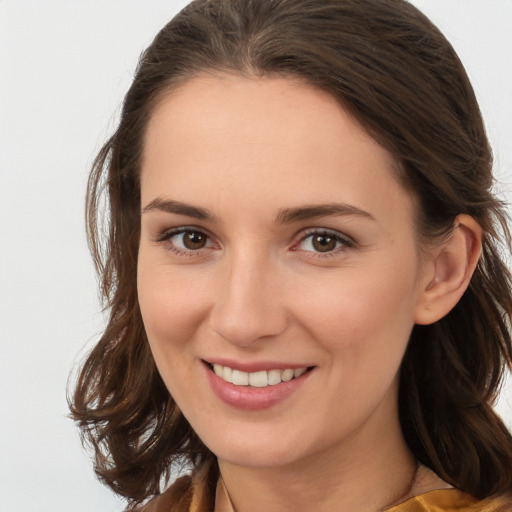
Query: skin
[[137, 74, 479, 511]]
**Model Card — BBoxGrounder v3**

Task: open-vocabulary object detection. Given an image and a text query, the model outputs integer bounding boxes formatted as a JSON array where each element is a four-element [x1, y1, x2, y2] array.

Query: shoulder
[[138, 474, 194, 512], [138, 459, 217, 512], [388, 489, 512, 511], [479, 495, 512, 512], [386, 465, 512, 511]]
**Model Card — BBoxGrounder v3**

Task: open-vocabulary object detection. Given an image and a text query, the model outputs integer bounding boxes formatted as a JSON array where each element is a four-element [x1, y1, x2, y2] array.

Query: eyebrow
[[275, 203, 375, 224], [142, 198, 217, 222], [142, 198, 374, 224]]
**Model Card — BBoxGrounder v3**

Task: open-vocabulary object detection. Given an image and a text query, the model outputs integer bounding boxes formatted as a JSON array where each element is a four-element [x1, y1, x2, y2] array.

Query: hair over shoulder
[[69, 0, 512, 506]]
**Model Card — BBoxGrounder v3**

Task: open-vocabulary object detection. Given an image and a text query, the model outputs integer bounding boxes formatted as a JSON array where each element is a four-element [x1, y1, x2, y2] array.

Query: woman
[[70, 0, 512, 510]]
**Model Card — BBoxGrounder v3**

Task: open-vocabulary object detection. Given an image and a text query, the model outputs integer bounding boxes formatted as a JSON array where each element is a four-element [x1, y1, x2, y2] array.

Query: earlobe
[[414, 215, 482, 325]]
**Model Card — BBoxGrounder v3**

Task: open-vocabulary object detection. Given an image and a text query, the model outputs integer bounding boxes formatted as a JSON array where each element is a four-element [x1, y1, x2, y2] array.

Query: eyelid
[[291, 227, 356, 255], [153, 225, 356, 258], [155, 225, 210, 241], [155, 225, 218, 254]]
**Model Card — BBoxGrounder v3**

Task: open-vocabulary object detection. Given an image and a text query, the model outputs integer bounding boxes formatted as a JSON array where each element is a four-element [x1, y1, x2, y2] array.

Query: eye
[[174, 230, 209, 250], [296, 229, 354, 254], [156, 228, 215, 254]]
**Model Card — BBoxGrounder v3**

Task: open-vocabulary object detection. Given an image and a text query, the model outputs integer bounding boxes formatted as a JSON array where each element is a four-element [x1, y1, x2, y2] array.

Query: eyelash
[[155, 226, 356, 259], [294, 228, 355, 258], [155, 227, 216, 257]]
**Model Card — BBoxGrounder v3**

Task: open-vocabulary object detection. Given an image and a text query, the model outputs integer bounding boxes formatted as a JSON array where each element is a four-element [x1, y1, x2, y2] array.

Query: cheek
[[137, 257, 209, 359], [137, 261, 210, 407], [293, 261, 419, 364]]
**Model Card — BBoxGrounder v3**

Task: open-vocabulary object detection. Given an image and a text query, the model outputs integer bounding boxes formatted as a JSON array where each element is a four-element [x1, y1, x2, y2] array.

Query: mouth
[[204, 361, 315, 388]]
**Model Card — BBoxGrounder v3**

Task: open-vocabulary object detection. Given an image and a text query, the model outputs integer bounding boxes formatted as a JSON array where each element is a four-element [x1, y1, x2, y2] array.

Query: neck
[[218, 410, 417, 512]]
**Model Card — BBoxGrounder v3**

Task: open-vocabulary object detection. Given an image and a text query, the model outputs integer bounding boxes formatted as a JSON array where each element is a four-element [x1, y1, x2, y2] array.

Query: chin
[[198, 427, 307, 469], [215, 444, 300, 469]]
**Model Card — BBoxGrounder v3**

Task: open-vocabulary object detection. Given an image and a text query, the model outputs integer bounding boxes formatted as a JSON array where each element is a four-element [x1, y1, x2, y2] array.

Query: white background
[[1, 2, 511, 511]]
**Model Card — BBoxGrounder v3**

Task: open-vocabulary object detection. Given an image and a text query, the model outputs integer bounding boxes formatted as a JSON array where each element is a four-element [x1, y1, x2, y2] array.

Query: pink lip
[[203, 362, 313, 411]]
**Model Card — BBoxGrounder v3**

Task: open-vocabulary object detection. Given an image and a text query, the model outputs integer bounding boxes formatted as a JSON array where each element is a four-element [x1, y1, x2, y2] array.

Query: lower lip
[[204, 364, 312, 411]]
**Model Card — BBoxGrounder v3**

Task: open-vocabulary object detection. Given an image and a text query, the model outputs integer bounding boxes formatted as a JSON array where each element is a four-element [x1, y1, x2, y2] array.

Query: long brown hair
[[70, 0, 512, 506]]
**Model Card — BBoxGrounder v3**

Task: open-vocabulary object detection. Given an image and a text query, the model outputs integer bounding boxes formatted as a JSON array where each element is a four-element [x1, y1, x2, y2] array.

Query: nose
[[209, 251, 287, 347]]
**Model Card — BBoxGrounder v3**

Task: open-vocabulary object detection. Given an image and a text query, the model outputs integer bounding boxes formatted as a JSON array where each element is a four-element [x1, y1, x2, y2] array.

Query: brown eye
[[311, 234, 337, 252], [182, 231, 208, 250], [161, 229, 213, 253], [296, 230, 353, 255]]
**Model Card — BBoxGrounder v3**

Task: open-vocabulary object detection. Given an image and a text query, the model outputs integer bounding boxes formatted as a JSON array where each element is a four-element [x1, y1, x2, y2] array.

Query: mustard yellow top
[[385, 489, 511, 511], [141, 461, 512, 512]]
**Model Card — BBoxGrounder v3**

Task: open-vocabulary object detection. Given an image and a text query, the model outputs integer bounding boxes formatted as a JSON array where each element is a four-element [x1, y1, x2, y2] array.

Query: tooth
[[232, 369, 249, 386], [223, 366, 233, 383], [281, 368, 294, 382], [249, 370, 268, 387], [267, 369, 281, 385], [294, 368, 306, 378], [214, 364, 307, 386]]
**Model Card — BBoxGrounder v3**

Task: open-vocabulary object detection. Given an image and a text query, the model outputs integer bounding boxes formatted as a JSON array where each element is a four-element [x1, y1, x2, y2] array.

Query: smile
[[204, 360, 315, 410], [212, 363, 308, 388]]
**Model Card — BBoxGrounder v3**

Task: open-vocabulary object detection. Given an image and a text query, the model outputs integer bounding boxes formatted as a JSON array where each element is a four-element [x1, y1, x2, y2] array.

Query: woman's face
[[138, 74, 431, 469]]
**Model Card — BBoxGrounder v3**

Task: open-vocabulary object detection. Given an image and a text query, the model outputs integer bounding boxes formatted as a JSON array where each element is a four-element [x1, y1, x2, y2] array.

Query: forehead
[[143, 73, 391, 163], [140, 73, 413, 227]]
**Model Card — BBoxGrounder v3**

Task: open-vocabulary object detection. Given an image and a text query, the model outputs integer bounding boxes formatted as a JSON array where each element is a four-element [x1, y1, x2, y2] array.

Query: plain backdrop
[[1, 2, 511, 511]]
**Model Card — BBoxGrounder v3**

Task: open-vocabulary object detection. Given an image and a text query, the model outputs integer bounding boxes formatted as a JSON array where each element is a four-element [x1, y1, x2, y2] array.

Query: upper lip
[[203, 358, 314, 373]]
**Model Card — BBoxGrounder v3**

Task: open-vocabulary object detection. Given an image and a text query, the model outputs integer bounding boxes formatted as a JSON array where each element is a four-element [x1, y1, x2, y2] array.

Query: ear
[[414, 214, 482, 325]]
